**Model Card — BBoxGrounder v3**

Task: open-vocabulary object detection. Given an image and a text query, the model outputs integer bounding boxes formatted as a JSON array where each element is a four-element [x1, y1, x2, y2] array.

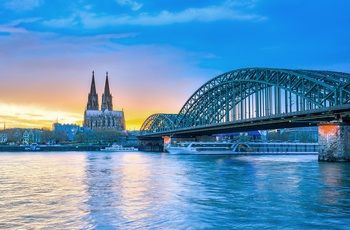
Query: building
[[83, 71, 125, 130], [52, 123, 80, 141], [0, 132, 7, 143], [22, 129, 41, 144]]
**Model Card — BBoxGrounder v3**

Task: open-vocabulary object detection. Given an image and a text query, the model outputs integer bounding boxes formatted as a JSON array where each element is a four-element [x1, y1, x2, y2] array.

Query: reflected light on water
[[0, 153, 88, 229], [118, 154, 154, 222], [1, 152, 350, 229], [83, 152, 184, 229], [319, 163, 350, 207]]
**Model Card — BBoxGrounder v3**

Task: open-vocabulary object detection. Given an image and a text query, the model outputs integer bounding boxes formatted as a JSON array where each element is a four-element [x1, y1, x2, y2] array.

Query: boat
[[165, 141, 318, 155], [165, 142, 235, 155], [24, 143, 41, 151], [100, 144, 138, 152], [236, 142, 318, 155]]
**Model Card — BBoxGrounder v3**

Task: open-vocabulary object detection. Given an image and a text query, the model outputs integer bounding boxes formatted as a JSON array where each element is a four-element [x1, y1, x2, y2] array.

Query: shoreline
[[0, 145, 104, 152]]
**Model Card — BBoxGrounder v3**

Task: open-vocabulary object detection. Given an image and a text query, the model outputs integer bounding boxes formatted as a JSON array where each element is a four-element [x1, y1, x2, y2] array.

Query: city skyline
[[1, 0, 350, 130]]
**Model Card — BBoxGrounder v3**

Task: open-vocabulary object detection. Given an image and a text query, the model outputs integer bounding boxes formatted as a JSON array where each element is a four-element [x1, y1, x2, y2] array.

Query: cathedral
[[83, 71, 125, 130]]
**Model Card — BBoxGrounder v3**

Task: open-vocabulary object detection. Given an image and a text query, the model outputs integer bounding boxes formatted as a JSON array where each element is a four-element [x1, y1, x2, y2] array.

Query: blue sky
[[0, 0, 350, 129]]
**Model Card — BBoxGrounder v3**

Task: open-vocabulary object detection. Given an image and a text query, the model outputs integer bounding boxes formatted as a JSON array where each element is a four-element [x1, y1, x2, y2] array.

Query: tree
[[40, 129, 54, 144], [6, 129, 22, 144], [93, 129, 121, 144], [53, 130, 68, 144], [74, 133, 88, 143]]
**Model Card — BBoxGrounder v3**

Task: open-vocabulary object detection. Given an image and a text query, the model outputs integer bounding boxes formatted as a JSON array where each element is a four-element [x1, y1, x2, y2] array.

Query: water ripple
[[0, 152, 350, 229]]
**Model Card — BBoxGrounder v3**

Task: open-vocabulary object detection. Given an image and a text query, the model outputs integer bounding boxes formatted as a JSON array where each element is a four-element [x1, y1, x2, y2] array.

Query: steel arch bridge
[[140, 113, 177, 133], [140, 67, 350, 137]]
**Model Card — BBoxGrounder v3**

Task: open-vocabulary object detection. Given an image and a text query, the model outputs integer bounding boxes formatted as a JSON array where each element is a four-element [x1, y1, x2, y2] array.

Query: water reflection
[[117, 154, 154, 226], [319, 162, 350, 210], [83, 152, 120, 229], [1, 152, 350, 229], [0, 153, 88, 229], [113, 153, 206, 229], [83, 152, 186, 229]]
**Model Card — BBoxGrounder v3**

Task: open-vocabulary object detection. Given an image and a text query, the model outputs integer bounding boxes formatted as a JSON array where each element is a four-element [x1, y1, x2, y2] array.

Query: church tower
[[84, 71, 125, 131], [86, 71, 99, 110], [101, 71, 113, 111]]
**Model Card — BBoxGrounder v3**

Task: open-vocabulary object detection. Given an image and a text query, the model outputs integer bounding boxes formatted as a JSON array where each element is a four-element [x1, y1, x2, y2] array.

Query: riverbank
[[0, 145, 104, 152]]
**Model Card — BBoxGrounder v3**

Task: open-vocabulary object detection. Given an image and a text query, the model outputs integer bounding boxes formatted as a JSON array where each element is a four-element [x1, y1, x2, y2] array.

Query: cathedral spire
[[104, 71, 110, 96], [101, 71, 113, 111], [90, 71, 97, 95], [86, 71, 99, 110]]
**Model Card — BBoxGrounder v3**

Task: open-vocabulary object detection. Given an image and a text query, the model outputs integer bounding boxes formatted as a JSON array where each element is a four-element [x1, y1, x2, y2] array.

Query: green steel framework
[[140, 68, 350, 135]]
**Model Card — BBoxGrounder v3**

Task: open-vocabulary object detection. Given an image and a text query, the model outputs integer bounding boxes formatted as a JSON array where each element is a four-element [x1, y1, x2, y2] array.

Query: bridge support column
[[318, 122, 350, 161], [138, 137, 164, 152]]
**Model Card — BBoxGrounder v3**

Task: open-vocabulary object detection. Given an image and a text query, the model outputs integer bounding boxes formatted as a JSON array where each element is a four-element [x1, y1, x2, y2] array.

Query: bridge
[[138, 67, 350, 161]]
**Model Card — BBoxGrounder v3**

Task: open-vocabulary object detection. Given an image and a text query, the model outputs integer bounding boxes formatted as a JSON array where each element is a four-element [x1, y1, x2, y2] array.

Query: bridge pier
[[138, 137, 164, 152], [318, 122, 350, 161]]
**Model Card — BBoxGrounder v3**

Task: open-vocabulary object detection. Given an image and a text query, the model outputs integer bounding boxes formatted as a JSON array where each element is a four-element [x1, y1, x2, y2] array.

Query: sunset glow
[[0, 103, 82, 129], [1, 1, 349, 130]]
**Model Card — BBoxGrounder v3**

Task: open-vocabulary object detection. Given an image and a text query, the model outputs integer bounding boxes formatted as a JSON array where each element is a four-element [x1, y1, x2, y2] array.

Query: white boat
[[165, 142, 318, 155], [24, 143, 41, 151], [165, 142, 235, 155], [237, 142, 318, 155], [101, 144, 138, 152]]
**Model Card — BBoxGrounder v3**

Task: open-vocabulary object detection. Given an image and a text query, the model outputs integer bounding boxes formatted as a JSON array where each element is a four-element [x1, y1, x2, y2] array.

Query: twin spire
[[87, 71, 113, 111]]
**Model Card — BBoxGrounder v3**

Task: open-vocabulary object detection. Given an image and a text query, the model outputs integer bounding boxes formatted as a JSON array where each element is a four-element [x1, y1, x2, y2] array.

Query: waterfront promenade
[[0, 145, 103, 152]]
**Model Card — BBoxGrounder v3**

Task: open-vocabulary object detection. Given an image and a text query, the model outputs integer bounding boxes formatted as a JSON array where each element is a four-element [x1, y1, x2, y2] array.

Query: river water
[[0, 152, 349, 229]]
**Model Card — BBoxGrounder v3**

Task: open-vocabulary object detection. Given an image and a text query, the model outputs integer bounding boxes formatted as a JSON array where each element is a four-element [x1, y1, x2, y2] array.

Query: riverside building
[[83, 71, 125, 131]]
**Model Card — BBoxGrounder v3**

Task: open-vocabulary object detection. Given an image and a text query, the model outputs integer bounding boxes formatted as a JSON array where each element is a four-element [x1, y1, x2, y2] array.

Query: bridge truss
[[140, 68, 350, 136]]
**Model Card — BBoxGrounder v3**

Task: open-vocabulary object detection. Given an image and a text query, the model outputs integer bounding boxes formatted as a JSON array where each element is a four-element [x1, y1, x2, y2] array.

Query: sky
[[0, 0, 350, 130]]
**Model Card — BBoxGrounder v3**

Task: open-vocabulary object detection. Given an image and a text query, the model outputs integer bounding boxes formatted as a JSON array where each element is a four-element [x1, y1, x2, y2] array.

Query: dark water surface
[[0, 152, 350, 229]]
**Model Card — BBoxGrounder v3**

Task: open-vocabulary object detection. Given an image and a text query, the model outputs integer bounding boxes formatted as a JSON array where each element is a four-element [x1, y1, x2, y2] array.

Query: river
[[0, 152, 349, 229]]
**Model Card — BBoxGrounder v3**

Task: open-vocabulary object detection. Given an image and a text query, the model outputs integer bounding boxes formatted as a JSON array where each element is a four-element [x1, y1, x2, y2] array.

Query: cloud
[[116, 0, 143, 11], [42, 15, 79, 28], [0, 103, 82, 129], [41, 3, 265, 29], [223, 0, 259, 9], [0, 18, 40, 34], [127, 7, 265, 25], [0, 30, 215, 129], [0, 25, 27, 34], [4, 0, 43, 12]]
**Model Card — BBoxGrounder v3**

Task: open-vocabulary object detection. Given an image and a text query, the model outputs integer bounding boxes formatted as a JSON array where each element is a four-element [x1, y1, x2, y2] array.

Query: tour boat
[[165, 142, 318, 155], [165, 142, 235, 155], [100, 144, 138, 152], [24, 143, 41, 151]]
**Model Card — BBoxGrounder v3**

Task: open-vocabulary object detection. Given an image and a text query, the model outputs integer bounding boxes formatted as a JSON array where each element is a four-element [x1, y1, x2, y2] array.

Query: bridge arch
[[140, 68, 350, 134], [140, 113, 177, 134], [175, 68, 350, 128]]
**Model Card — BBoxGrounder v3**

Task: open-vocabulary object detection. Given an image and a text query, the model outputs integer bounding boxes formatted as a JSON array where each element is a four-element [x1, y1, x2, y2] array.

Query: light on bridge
[[162, 136, 171, 145], [319, 124, 339, 136]]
